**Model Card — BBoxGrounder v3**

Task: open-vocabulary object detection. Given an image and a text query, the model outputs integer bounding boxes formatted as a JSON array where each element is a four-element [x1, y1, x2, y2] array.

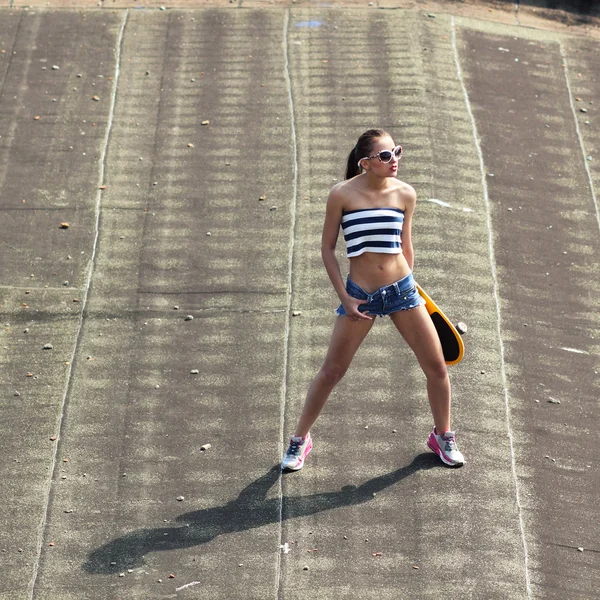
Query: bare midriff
[[348, 252, 411, 294]]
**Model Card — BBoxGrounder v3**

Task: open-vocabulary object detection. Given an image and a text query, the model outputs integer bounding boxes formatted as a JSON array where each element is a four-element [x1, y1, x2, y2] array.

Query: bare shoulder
[[327, 179, 353, 207], [393, 179, 416, 210]]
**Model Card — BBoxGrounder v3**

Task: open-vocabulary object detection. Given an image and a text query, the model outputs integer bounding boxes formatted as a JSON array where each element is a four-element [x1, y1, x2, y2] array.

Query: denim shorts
[[335, 272, 425, 318]]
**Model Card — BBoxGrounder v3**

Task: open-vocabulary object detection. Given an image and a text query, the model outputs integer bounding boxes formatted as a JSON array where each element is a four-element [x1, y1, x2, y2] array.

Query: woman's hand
[[342, 297, 373, 321]]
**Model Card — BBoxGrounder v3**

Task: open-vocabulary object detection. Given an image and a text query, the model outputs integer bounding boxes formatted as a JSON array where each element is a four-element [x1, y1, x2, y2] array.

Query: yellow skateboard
[[416, 285, 465, 366]]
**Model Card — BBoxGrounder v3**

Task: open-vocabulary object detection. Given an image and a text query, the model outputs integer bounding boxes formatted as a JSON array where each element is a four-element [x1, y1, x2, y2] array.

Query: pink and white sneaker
[[281, 433, 312, 471], [427, 427, 465, 467]]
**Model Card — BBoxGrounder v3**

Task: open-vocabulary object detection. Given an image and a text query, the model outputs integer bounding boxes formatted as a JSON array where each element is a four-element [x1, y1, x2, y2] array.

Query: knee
[[423, 358, 448, 381], [318, 363, 348, 387]]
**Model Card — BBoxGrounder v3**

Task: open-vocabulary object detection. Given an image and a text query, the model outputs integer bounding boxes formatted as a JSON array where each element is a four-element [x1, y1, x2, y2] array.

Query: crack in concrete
[[275, 8, 299, 598]]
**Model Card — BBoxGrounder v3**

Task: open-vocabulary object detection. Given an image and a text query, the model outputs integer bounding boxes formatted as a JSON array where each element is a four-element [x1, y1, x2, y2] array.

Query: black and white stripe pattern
[[341, 208, 404, 258]]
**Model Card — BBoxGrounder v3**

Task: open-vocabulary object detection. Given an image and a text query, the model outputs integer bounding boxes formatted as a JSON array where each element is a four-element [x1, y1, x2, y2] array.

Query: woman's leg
[[294, 315, 375, 438], [389, 305, 451, 433]]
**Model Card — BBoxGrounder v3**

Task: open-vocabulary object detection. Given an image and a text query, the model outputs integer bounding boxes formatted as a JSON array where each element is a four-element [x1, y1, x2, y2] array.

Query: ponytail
[[345, 128, 390, 180], [345, 146, 360, 180]]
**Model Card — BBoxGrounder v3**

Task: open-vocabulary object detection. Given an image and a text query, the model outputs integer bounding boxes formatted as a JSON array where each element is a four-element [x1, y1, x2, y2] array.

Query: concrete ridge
[[452, 14, 532, 598], [26, 9, 130, 600]]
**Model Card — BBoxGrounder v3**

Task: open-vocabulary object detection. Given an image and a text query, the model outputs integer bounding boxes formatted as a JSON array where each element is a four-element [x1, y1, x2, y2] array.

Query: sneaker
[[427, 427, 465, 467], [281, 433, 312, 471]]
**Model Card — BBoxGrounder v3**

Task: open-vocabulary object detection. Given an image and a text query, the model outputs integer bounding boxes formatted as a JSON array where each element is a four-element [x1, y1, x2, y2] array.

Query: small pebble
[[578, 547, 584, 552], [52, 65, 59, 70], [303, 565, 309, 571], [43, 344, 53, 350], [292, 310, 302, 316], [200, 444, 211, 451], [456, 321, 467, 334], [270, 206, 277, 211], [190, 369, 199, 374], [176, 496, 184, 501], [119, 573, 125, 577], [185, 315, 194, 321]]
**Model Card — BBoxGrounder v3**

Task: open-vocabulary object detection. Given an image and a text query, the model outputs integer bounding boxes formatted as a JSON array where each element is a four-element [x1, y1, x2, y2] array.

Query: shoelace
[[287, 440, 302, 456], [442, 435, 456, 451]]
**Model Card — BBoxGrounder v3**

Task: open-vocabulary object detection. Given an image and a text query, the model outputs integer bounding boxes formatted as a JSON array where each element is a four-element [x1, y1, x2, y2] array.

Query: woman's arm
[[401, 185, 417, 271], [320, 187, 348, 303], [321, 187, 372, 320]]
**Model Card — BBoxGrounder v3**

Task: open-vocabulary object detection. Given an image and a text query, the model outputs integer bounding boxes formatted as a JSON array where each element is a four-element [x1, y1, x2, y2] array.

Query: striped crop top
[[341, 207, 404, 258]]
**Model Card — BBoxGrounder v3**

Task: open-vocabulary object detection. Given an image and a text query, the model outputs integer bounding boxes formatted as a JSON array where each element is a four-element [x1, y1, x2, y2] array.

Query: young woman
[[282, 129, 464, 471]]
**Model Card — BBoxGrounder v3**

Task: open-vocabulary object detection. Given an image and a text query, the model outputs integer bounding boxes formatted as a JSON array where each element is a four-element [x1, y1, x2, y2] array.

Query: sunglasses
[[358, 145, 403, 169]]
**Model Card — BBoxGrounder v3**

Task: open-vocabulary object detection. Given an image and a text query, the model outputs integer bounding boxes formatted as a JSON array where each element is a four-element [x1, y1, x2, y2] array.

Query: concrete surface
[[0, 3, 598, 599]]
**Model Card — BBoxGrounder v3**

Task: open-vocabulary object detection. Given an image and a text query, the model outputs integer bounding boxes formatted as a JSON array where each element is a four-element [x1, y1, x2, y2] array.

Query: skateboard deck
[[416, 285, 464, 366]]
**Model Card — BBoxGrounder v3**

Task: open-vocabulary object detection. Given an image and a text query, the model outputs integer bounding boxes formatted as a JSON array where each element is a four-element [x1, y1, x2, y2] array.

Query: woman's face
[[362, 136, 399, 177]]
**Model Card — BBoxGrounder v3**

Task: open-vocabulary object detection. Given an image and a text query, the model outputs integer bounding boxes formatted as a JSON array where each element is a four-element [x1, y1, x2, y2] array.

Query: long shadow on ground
[[84, 452, 438, 573]]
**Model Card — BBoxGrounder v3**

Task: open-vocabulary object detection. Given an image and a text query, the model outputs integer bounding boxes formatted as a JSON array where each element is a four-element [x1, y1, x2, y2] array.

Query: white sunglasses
[[358, 145, 403, 170]]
